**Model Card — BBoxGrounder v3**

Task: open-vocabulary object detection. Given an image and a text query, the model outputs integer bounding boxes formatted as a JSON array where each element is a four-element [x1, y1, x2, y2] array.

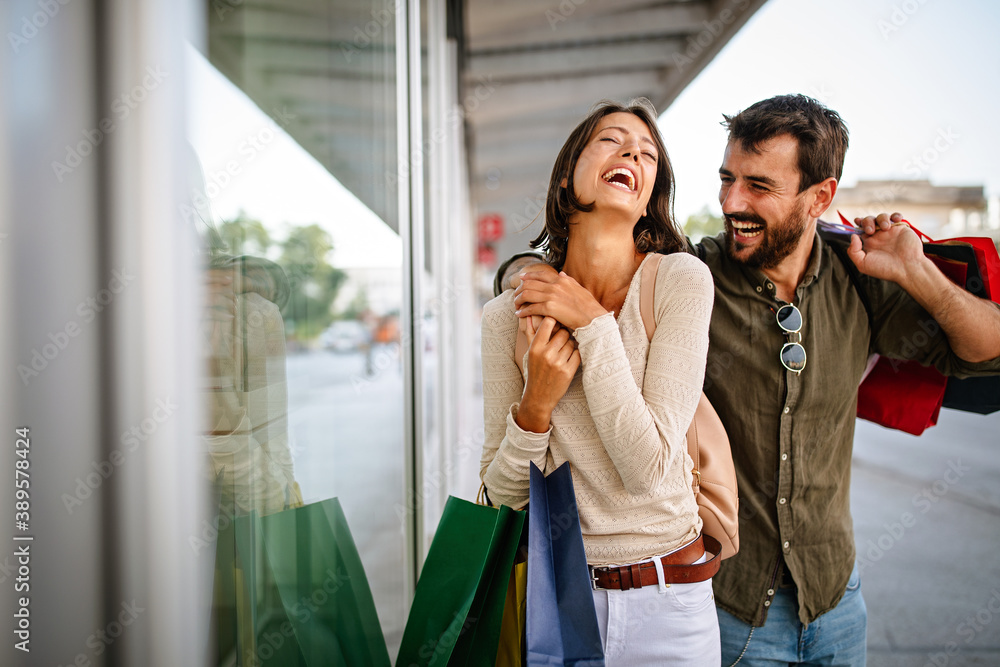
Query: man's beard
[[725, 200, 809, 270]]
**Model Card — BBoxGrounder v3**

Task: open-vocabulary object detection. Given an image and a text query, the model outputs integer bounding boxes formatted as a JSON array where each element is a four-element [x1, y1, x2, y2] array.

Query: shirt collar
[[730, 231, 825, 301]]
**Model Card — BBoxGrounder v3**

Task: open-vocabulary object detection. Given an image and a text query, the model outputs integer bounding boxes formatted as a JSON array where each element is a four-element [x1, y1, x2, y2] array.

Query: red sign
[[478, 243, 497, 266], [478, 214, 504, 243]]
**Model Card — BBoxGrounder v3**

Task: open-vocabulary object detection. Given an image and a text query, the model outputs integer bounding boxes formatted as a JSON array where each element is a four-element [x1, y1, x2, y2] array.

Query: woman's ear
[[560, 176, 568, 189]]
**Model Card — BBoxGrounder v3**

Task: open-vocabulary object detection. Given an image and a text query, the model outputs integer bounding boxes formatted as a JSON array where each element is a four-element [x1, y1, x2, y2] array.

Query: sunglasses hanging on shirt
[[775, 304, 806, 374]]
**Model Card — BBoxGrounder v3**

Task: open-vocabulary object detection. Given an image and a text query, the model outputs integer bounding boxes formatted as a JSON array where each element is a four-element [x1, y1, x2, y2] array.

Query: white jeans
[[592, 551, 721, 665]]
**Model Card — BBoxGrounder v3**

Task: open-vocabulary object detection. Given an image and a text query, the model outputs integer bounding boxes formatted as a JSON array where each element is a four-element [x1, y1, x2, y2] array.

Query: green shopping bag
[[396, 496, 526, 667], [227, 498, 391, 667]]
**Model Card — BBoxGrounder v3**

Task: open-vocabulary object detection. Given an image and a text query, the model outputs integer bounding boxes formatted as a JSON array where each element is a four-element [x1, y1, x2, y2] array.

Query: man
[[497, 95, 1000, 665]]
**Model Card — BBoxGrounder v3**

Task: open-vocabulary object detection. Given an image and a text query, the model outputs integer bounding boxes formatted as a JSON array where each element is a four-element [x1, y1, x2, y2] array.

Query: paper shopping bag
[[526, 462, 605, 667], [396, 496, 525, 667]]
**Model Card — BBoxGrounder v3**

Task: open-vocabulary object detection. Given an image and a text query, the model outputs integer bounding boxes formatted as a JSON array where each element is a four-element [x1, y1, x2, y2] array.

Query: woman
[[479, 99, 718, 664]]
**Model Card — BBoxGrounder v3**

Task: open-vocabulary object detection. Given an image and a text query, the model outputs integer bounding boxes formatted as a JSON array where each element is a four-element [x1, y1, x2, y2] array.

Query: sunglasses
[[775, 304, 806, 374]]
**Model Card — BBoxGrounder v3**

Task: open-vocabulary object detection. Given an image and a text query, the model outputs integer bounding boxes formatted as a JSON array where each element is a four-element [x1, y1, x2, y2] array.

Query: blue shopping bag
[[527, 462, 605, 667]]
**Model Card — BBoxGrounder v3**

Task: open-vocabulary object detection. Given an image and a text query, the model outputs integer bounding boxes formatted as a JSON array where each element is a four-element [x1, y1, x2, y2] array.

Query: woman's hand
[[514, 267, 608, 331], [514, 316, 581, 433]]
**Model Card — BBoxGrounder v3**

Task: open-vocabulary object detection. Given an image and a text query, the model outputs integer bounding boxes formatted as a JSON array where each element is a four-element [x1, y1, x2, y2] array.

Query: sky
[[187, 0, 1000, 264], [663, 0, 1000, 223]]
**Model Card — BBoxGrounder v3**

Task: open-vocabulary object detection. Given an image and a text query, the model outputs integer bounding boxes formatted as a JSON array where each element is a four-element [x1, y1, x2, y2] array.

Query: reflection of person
[[481, 99, 720, 663], [202, 253, 302, 516], [186, 149, 302, 516], [499, 95, 1000, 665]]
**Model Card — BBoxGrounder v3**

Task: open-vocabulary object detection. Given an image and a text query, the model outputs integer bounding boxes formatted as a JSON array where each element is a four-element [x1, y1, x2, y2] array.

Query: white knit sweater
[[480, 252, 714, 566]]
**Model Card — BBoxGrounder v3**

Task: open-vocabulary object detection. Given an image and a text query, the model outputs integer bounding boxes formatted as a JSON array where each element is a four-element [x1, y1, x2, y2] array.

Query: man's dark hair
[[722, 94, 849, 193], [530, 98, 686, 269]]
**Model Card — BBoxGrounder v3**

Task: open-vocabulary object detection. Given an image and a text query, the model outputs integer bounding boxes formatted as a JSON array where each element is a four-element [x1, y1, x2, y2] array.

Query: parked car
[[319, 320, 371, 352]]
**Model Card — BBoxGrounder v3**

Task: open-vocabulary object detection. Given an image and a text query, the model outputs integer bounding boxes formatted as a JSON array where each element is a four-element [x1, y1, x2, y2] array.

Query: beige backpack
[[514, 253, 739, 558]]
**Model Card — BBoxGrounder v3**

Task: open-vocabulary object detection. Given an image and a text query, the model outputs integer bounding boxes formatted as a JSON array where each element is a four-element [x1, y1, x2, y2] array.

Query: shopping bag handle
[[838, 210, 930, 242]]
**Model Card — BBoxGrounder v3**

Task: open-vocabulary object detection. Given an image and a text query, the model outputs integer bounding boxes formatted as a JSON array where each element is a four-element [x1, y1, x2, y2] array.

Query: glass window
[[189, 0, 409, 659]]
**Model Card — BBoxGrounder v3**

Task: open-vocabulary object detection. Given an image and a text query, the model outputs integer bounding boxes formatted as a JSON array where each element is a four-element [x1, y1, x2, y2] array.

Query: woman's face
[[569, 111, 659, 224]]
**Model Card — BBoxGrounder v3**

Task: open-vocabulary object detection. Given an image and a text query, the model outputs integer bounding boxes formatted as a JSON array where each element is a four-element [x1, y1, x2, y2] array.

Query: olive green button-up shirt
[[692, 232, 1000, 626]]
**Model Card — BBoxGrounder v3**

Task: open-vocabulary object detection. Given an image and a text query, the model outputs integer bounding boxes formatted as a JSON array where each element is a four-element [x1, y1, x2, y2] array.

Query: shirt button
[[756, 286, 762, 293], [783, 541, 790, 550], [779, 497, 786, 505], [767, 282, 774, 290], [767, 588, 775, 596], [781, 453, 788, 461], [764, 600, 771, 607], [783, 406, 790, 414]]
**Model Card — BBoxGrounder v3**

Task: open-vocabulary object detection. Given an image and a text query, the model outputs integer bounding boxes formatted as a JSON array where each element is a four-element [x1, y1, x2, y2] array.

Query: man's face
[[718, 134, 811, 269]]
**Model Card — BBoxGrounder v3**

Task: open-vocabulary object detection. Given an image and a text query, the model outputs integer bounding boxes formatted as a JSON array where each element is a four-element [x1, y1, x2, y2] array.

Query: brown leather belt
[[589, 534, 722, 590]]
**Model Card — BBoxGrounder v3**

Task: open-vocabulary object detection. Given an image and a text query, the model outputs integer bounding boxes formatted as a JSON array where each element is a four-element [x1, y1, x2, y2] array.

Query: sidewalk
[[851, 408, 1000, 666]]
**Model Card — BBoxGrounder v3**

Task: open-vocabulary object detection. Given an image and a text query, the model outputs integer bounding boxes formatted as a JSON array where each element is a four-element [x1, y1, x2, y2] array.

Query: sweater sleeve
[[573, 253, 713, 495], [479, 292, 550, 509]]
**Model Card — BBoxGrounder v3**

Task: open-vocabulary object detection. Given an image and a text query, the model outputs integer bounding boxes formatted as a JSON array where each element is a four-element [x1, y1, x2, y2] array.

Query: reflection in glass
[[191, 0, 408, 655]]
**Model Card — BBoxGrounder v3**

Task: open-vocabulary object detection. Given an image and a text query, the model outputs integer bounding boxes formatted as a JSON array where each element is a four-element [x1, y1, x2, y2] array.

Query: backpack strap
[[639, 253, 662, 340]]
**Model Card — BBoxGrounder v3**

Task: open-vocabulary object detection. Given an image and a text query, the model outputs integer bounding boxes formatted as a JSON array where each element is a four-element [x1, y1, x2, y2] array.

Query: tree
[[278, 223, 347, 340], [684, 206, 725, 241], [209, 215, 347, 341], [216, 211, 272, 257]]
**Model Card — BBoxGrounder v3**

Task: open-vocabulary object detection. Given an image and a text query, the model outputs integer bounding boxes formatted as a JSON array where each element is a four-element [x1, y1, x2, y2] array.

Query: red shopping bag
[[855, 218, 1000, 433], [857, 356, 946, 435]]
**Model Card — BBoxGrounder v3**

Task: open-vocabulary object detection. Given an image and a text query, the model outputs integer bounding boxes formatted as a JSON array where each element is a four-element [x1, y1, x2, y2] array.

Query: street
[[853, 409, 1000, 666]]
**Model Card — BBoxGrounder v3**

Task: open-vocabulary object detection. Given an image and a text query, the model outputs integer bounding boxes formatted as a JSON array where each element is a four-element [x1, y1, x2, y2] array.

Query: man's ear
[[807, 177, 837, 218]]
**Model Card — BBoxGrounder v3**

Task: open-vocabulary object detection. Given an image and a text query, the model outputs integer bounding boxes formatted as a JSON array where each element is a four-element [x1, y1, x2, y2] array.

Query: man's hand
[[514, 267, 608, 331], [497, 253, 546, 294], [846, 212, 926, 285], [514, 316, 581, 433], [848, 211, 1000, 364]]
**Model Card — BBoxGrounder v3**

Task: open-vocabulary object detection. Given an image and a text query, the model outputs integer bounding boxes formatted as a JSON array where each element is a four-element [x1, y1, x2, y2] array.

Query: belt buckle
[[589, 565, 605, 591]]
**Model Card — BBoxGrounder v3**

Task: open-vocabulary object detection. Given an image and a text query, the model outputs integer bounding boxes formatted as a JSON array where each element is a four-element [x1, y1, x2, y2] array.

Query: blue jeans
[[717, 563, 867, 666]]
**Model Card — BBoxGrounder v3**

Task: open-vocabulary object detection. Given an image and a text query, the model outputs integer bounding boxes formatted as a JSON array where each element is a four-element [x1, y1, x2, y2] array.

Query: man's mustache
[[725, 212, 767, 226]]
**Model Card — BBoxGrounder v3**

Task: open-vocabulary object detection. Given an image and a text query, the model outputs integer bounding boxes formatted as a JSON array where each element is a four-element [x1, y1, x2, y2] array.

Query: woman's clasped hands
[[513, 266, 608, 332]]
